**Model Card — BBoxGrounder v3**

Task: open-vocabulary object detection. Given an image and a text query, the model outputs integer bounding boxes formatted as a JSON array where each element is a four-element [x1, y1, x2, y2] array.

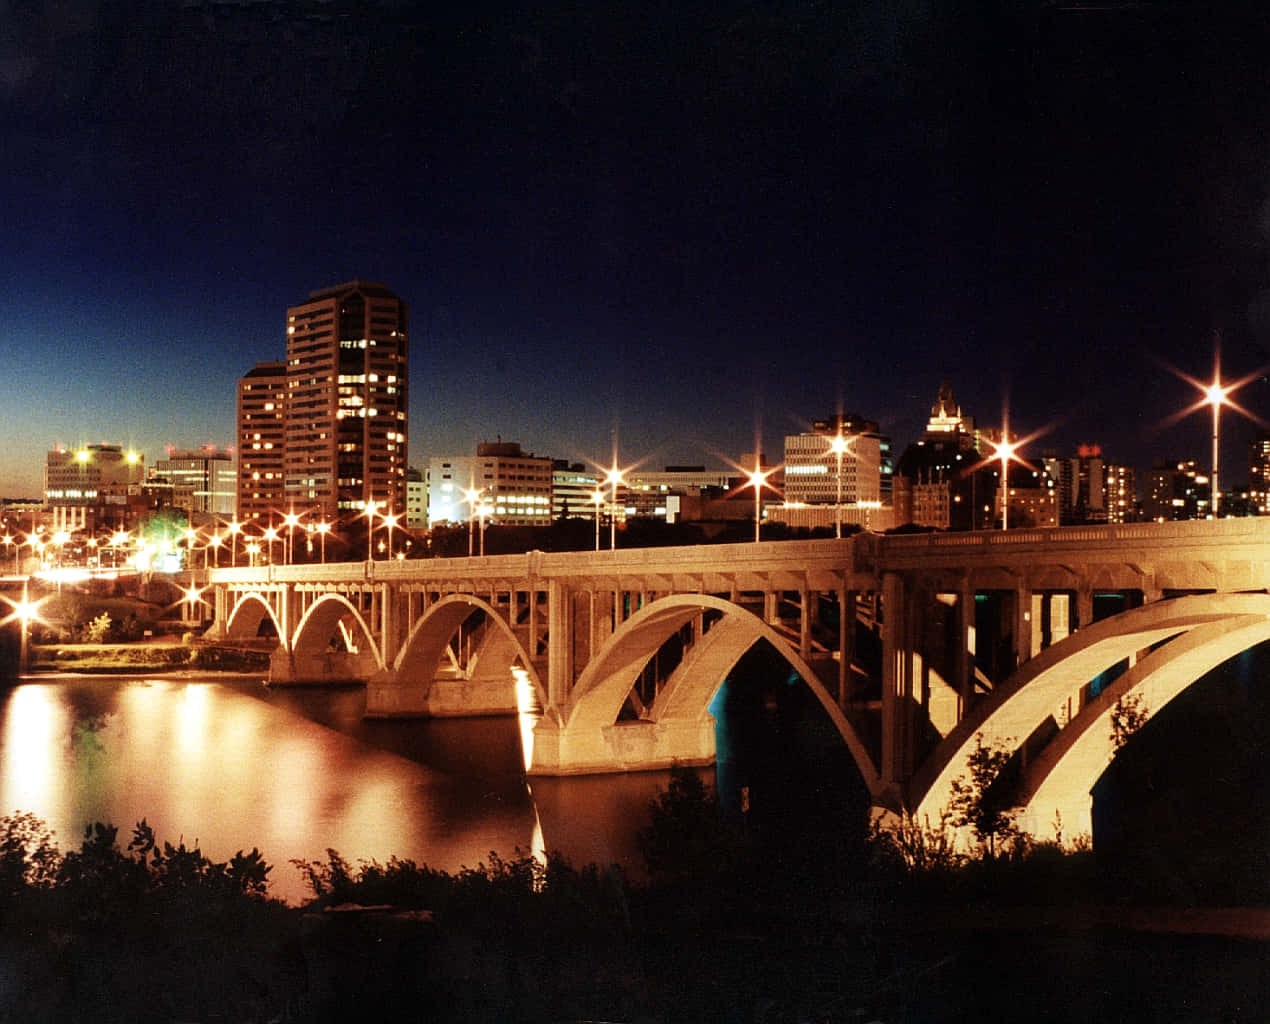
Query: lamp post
[[476, 502, 491, 556], [227, 521, 242, 568], [316, 521, 330, 564], [1205, 379, 1229, 518], [283, 510, 302, 564], [605, 466, 623, 550], [382, 512, 399, 560], [990, 436, 1019, 531], [463, 487, 483, 556], [263, 526, 279, 565], [207, 532, 222, 569], [591, 489, 605, 551], [829, 434, 850, 539], [747, 462, 770, 543], [364, 501, 378, 561]]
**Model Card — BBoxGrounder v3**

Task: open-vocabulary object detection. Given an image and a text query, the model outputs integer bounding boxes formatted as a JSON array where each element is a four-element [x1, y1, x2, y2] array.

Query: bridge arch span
[[370, 594, 543, 718], [284, 594, 384, 683], [1017, 609, 1270, 836], [224, 593, 283, 645], [553, 593, 880, 790], [911, 592, 1270, 828]]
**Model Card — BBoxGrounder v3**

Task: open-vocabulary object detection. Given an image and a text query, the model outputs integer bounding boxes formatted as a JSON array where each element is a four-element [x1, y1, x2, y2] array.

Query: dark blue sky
[[3, 1, 1270, 495]]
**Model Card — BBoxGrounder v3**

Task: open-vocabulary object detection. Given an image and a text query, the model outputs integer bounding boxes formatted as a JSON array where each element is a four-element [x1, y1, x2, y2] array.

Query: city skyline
[[5, 5, 1270, 495]]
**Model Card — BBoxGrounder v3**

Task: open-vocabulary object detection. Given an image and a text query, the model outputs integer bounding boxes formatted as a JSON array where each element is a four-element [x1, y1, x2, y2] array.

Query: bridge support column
[[881, 572, 915, 788], [838, 587, 856, 707], [547, 579, 574, 712], [1050, 593, 1071, 645], [379, 582, 400, 668], [1077, 585, 1094, 629], [1014, 583, 1033, 669], [956, 581, 974, 717], [799, 589, 811, 663]]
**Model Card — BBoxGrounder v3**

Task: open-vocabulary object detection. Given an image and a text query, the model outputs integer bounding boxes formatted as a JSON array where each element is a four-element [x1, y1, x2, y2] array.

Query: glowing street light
[[263, 526, 279, 564], [364, 501, 379, 561], [990, 435, 1021, 531], [0, 533, 14, 575], [747, 461, 772, 543], [282, 510, 302, 564], [828, 433, 850, 539], [382, 512, 399, 560], [315, 521, 331, 564], [605, 466, 624, 550], [226, 520, 242, 568], [207, 532, 222, 569], [591, 488, 605, 551], [462, 487, 484, 556]]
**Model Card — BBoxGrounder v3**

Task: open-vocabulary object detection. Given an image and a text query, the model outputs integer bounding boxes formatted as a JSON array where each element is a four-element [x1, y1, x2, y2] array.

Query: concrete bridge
[[199, 518, 1270, 837]]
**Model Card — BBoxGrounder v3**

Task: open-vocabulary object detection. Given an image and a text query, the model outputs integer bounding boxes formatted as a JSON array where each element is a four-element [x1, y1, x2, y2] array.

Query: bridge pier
[[525, 714, 716, 776]]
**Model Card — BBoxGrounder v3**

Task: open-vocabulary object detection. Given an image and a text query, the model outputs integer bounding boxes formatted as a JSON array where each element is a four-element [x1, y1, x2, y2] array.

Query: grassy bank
[[27, 642, 271, 674]]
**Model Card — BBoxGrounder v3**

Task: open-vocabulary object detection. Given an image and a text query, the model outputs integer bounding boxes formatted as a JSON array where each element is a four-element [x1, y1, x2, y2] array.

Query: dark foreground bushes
[[1, 765, 1265, 1023]]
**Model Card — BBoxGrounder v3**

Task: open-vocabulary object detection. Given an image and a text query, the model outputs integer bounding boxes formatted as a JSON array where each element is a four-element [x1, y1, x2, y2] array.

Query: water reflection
[[0, 676, 662, 904]]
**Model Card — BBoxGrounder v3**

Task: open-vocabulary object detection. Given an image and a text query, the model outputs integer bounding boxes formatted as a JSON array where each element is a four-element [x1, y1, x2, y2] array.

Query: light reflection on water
[[0, 675, 664, 905]]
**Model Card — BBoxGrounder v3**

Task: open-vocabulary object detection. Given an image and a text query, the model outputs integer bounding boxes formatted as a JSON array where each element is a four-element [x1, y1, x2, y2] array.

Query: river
[[0, 673, 677, 905]]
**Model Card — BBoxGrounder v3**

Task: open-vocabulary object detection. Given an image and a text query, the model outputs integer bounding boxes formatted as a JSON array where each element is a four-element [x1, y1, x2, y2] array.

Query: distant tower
[[283, 281, 409, 521]]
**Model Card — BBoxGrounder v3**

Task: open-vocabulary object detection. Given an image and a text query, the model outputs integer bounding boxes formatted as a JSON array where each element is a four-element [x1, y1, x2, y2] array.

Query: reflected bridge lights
[[511, 665, 543, 774]]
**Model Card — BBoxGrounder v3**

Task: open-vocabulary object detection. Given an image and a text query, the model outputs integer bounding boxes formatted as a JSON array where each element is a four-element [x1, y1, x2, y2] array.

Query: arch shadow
[[224, 593, 284, 645]]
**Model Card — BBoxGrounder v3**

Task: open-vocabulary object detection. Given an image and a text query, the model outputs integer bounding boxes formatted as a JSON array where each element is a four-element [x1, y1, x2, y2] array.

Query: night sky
[[3, 1, 1270, 496]]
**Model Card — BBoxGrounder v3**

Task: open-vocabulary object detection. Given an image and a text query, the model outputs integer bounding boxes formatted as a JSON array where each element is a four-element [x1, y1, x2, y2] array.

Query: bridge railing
[[876, 517, 1270, 556]]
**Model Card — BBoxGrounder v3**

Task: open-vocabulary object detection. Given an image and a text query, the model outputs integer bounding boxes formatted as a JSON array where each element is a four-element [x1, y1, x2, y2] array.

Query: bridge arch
[[287, 594, 384, 681], [911, 592, 1270, 830], [223, 593, 284, 645], [392, 594, 545, 712], [1017, 609, 1270, 836], [562, 593, 881, 793]]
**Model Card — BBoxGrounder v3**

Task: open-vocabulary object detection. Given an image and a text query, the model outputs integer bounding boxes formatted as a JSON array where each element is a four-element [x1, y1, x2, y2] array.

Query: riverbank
[[25, 641, 271, 674]]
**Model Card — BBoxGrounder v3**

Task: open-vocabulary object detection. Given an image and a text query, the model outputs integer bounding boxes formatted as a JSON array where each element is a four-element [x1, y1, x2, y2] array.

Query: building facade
[[236, 361, 287, 524], [283, 281, 409, 521], [151, 448, 236, 518], [782, 414, 892, 509], [1143, 459, 1208, 521], [44, 444, 146, 533], [428, 442, 554, 528], [1041, 445, 1137, 525]]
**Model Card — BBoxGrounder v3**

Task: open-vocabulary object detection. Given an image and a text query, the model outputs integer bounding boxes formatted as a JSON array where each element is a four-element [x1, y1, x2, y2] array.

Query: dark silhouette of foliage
[[947, 735, 1020, 857]]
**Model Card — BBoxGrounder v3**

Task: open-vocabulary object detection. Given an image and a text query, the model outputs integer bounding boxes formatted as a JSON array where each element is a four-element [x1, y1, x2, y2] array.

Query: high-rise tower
[[283, 281, 409, 521]]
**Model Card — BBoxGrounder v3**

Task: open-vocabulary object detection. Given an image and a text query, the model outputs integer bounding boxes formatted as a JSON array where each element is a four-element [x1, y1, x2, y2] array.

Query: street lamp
[[591, 488, 605, 551], [382, 512, 399, 560], [283, 510, 302, 564], [463, 487, 483, 556], [605, 466, 624, 550], [989, 435, 1019, 531], [227, 520, 242, 568], [316, 521, 331, 563], [1165, 345, 1265, 519], [207, 532, 222, 569], [263, 526, 279, 564], [1204, 379, 1230, 518], [476, 502, 492, 556], [829, 434, 850, 539], [747, 462, 771, 543], [364, 501, 379, 561]]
